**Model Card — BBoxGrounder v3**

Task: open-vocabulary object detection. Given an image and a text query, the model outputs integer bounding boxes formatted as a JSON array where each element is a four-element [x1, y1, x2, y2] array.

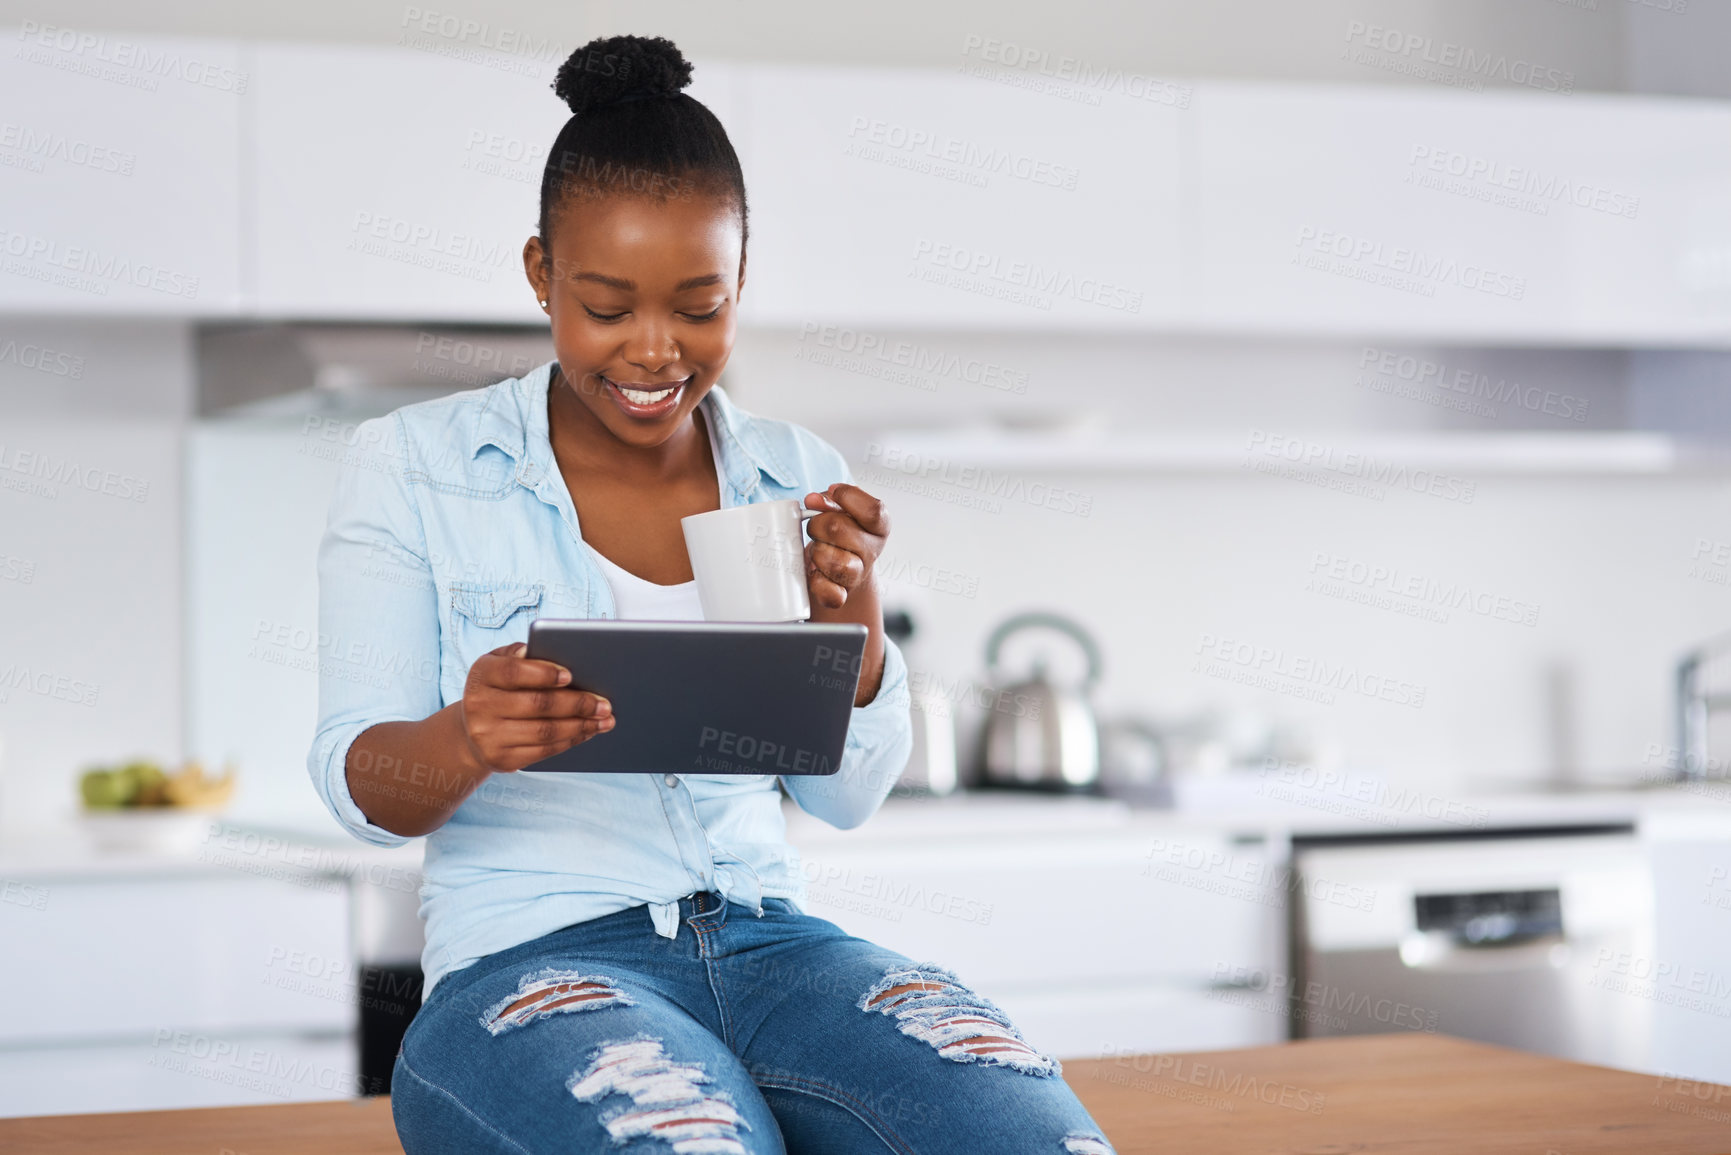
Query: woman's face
[[525, 190, 744, 449]]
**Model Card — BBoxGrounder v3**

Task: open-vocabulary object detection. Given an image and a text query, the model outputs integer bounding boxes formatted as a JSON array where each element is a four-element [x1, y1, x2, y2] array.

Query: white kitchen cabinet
[[249, 43, 564, 321], [789, 812, 1281, 1058], [1190, 83, 1565, 340], [795, 828, 1274, 989], [0, 867, 354, 1117], [737, 69, 1731, 343], [1643, 816, 1731, 1086], [0, 1033, 356, 1115], [1185, 84, 1731, 344], [247, 45, 744, 322], [996, 984, 1281, 1060], [0, 873, 351, 1046], [0, 26, 244, 313], [5, 26, 1727, 344], [735, 64, 1182, 332], [1547, 97, 1731, 344]]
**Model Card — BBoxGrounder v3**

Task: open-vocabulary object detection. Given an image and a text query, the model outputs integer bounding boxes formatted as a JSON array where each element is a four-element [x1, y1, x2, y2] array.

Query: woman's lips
[[602, 375, 687, 419]]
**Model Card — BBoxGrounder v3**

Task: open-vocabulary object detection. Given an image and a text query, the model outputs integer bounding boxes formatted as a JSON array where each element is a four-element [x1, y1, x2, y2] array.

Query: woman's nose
[[624, 321, 679, 374]]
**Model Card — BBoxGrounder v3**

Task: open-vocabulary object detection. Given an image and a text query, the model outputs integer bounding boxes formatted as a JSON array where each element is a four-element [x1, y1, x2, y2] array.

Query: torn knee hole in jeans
[[859, 963, 1059, 1077], [570, 1037, 751, 1155], [479, 968, 633, 1036], [1062, 1133, 1115, 1155]]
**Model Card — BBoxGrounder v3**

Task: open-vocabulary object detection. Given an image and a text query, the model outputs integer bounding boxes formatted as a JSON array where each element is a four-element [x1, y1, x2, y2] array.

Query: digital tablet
[[521, 620, 869, 775]]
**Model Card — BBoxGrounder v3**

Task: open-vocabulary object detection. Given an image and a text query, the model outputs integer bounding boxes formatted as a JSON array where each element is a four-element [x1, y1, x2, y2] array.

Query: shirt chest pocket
[[444, 582, 545, 684]]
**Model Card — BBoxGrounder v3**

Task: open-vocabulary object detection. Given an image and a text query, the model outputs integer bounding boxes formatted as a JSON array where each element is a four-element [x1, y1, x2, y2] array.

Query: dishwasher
[[1289, 827, 1655, 1070]]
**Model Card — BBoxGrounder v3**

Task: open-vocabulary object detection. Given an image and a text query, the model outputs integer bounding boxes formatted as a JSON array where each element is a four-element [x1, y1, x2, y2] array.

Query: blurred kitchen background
[[5, 0, 1731, 1120]]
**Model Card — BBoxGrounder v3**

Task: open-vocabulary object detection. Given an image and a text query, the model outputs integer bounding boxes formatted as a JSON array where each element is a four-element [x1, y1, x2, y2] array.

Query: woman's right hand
[[458, 642, 614, 773]]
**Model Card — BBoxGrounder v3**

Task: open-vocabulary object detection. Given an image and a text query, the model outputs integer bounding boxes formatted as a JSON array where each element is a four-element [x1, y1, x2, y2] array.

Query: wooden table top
[[1067, 1033, 1731, 1154], [2, 1034, 1728, 1154]]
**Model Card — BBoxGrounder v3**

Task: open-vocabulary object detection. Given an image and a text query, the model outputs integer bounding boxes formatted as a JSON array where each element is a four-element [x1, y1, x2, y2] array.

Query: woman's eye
[[681, 305, 724, 322], [582, 304, 627, 322]]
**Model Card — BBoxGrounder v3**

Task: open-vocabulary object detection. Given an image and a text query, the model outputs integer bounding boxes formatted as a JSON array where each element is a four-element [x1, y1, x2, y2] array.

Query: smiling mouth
[[601, 375, 689, 416]]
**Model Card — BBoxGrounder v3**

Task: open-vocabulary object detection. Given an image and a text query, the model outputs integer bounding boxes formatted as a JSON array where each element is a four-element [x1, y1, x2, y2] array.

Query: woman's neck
[[546, 365, 711, 485]]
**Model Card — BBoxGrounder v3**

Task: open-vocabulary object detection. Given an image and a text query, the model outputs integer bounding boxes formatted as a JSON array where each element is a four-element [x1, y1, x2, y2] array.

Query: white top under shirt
[[590, 550, 705, 620], [587, 414, 723, 622]]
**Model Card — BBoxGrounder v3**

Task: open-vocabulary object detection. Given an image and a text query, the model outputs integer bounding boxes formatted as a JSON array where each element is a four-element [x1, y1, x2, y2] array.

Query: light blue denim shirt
[[306, 363, 912, 998]]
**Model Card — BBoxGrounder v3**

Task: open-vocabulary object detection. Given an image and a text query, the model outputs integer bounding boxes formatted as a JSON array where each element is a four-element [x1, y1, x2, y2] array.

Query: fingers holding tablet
[[460, 642, 615, 772]]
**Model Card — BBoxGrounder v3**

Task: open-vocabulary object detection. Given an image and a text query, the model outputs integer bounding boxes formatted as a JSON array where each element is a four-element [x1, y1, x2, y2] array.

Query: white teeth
[[616, 383, 678, 405]]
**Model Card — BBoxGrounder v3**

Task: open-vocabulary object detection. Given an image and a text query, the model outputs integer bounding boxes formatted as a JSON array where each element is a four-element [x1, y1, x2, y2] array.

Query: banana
[[81, 758, 238, 811], [163, 761, 238, 810]]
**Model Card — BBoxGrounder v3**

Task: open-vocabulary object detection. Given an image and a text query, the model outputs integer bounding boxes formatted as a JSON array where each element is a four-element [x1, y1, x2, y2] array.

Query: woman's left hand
[[803, 483, 888, 611]]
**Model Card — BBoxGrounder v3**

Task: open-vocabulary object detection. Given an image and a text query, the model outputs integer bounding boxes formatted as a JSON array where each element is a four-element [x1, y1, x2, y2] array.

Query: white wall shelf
[[866, 429, 1692, 474]]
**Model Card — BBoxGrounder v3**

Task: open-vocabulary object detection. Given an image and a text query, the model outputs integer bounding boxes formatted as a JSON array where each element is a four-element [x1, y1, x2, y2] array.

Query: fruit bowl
[[76, 808, 222, 854], [76, 758, 237, 854]]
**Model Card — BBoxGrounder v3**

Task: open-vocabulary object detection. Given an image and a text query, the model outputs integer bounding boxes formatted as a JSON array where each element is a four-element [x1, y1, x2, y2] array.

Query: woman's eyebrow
[[567, 272, 723, 292], [572, 271, 634, 290]]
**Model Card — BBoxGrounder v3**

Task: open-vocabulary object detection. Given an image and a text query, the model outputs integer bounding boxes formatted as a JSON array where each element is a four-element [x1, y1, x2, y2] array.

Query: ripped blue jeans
[[392, 892, 1114, 1155]]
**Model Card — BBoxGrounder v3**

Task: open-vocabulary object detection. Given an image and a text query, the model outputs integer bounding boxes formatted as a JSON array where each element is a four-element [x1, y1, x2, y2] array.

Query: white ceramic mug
[[680, 499, 816, 622]]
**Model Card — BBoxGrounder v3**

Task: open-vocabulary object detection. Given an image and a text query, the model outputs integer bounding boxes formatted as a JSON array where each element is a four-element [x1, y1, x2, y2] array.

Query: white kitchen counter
[[0, 816, 424, 882], [785, 777, 1731, 846], [6, 776, 1727, 881]]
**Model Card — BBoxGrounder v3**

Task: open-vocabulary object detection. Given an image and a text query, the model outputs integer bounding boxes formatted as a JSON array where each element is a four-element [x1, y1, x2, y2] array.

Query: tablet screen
[[522, 620, 869, 775]]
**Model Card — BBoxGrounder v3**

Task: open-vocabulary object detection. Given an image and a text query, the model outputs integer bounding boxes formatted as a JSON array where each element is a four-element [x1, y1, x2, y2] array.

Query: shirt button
[[664, 774, 679, 788]]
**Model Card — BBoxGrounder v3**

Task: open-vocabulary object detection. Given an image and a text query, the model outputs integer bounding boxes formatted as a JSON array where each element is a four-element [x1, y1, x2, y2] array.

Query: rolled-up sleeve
[[780, 633, 912, 829], [772, 424, 914, 829], [306, 413, 441, 847]]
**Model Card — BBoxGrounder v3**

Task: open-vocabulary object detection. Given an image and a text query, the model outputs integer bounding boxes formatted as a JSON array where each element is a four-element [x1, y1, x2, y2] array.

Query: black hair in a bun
[[537, 35, 747, 259], [553, 35, 691, 116]]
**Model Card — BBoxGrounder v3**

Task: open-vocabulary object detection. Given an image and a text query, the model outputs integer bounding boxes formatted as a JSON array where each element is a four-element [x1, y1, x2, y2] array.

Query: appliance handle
[[1397, 931, 1571, 973], [984, 612, 1103, 687]]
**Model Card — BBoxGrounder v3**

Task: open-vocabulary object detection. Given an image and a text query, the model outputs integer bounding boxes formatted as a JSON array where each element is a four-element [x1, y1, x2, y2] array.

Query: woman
[[308, 33, 1114, 1155]]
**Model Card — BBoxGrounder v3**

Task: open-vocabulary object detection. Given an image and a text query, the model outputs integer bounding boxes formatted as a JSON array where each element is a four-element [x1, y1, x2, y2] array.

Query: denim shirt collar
[[468, 361, 801, 504]]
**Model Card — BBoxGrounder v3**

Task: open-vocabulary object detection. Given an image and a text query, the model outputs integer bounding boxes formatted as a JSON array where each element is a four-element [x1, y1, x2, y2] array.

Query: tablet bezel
[[521, 619, 869, 776]]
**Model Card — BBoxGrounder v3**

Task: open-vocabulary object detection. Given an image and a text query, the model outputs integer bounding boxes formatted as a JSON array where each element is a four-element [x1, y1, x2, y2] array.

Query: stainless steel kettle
[[980, 612, 1102, 790]]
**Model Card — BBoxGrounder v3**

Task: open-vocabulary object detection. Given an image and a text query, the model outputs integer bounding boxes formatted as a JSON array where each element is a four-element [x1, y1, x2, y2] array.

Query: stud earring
[[538, 299, 548, 308]]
